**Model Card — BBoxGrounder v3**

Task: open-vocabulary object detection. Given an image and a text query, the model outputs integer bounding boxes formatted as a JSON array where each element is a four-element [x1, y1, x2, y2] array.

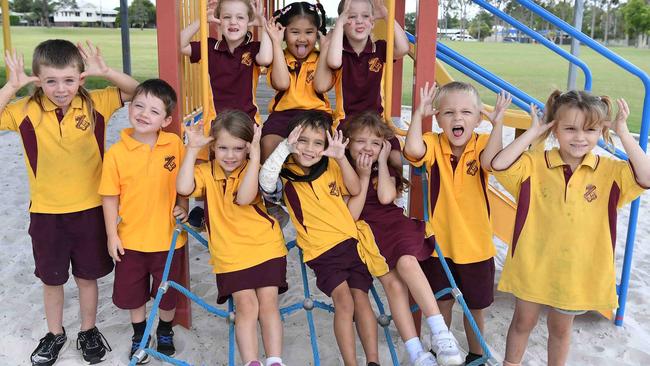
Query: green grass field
[[2, 27, 649, 132]]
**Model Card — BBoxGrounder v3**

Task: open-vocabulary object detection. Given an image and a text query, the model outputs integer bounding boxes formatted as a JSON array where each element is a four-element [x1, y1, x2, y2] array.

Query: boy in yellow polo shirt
[[404, 82, 511, 364], [99, 79, 188, 363]]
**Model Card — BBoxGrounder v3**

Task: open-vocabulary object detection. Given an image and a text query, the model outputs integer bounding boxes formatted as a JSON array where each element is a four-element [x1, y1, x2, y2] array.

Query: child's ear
[[79, 75, 86, 86], [162, 115, 173, 128]]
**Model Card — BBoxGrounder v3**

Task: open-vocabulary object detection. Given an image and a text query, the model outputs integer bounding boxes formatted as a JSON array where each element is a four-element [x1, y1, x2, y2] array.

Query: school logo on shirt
[[241, 51, 253, 66], [584, 184, 597, 202], [75, 115, 90, 131], [466, 159, 479, 176], [306, 70, 315, 84], [164, 156, 177, 172], [368, 57, 382, 73], [329, 181, 340, 197]]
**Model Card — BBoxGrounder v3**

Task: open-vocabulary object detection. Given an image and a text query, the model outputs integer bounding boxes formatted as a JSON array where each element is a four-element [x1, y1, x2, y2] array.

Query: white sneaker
[[430, 330, 464, 366], [413, 351, 438, 366]]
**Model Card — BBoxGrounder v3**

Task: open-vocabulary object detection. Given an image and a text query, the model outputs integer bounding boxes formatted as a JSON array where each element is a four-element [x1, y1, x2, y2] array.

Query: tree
[[405, 12, 415, 35], [12, 0, 34, 13], [31, 0, 57, 27], [622, 0, 650, 47], [469, 11, 494, 40], [129, 0, 155, 29]]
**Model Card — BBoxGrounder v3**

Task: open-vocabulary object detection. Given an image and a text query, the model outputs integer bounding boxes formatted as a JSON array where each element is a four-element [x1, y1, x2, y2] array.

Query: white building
[[53, 2, 117, 27]]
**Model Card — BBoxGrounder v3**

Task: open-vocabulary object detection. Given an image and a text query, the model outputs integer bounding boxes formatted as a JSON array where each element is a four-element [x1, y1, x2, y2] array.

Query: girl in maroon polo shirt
[[344, 112, 464, 366]]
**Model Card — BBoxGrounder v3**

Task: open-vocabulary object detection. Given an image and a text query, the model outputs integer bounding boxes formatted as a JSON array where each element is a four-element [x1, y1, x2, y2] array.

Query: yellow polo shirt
[[98, 129, 187, 252], [192, 160, 286, 273], [0, 87, 123, 213], [267, 50, 332, 114], [405, 132, 495, 264], [493, 148, 646, 310]]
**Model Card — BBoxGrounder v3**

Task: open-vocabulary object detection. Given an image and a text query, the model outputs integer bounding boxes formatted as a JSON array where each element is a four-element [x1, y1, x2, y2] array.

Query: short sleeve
[[404, 132, 437, 168], [375, 40, 387, 63], [0, 100, 22, 131], [90, 87, 123, 124], [189, 37, 215, 63], [491, 151, 534, 197], [615, 160, 647, 207], [190, 163, 209, 198], [331, 158, 350, 196], [98, 148, 121, 196], [250, 41, 261, 64]]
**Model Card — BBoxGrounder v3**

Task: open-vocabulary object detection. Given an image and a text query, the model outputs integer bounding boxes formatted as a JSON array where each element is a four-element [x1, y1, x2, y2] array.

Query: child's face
[[554, 106, 601, 166], [35, 65, 82, 108], [435, 91, 481, 150], [213, 130, 248, 175], [219, 0, 250, 43], [128, 92, 172, 136], [293, 126, 326, 168], [343, 0, 374, 42], [285, 17, 318, 60], [348, 128, 383, 163]]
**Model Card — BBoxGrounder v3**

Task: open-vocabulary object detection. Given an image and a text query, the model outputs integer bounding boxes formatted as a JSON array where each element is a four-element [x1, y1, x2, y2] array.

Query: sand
[[0, 107, 649, 365]]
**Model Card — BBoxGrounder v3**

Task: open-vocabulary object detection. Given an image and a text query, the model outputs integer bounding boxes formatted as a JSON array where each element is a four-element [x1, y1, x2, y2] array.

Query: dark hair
[[29, 39, 96, 127], [133, 79, 177, 117], [210, 109, 255, 144], [337, 0, 373, 15], [273, 1, 327, 35], [342, 112, 409, 193], [216, 0, 255, 21], [288, 110, 333, 147], [542, 89, 612, 143]]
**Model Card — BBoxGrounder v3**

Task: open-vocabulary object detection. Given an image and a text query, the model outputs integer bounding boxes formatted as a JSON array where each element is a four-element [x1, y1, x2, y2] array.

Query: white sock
[[405, 337, 425, 364], [426, 314, 449, 335], [266, 356, 282, 366]]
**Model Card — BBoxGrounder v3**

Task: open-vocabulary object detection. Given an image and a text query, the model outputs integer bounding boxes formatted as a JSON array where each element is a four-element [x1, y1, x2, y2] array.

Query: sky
[[83, 0, 417, 17]]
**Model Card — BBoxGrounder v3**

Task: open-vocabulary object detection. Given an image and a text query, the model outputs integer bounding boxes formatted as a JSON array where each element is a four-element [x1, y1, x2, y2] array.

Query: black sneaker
[[129, 334, 152, 365], [156, 327, 175, 357], [31, 329, 68, 366], [76, 327, 111, 364], [465, 352, 485, 366], [187, 206, 206, 232]]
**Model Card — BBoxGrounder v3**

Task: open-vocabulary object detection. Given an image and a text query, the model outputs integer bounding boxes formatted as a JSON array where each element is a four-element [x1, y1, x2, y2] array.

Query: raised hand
[[286, 124, 303, 153], [356, 152, 372, 178], [482, 90, 512, 126], [336, 0, 353, 26], [207, 0, 220, 24], [611, 98, 630, 136], [249, 0, 266, 27], [320, 129, 349, 159], [372, 0, 388, 19], [185, 121, 214, 149], [416, 81, 437, 117], [528, 104, 554, 137], [173, 205, 189, 223], [265, 17, 285, 44], [377, 140, 391, 164], [318, 30, 332, 50], [78, 41, 110, 79], [4, 50, 39, 91], [247, 124, 262, 161]]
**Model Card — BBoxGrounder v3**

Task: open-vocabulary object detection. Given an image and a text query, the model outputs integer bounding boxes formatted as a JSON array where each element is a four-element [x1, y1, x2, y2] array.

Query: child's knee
[[396, 255, 419, 270], [333, 290, 355, 314], [235, 294, 259, 316], [512, 313, 538, 333]]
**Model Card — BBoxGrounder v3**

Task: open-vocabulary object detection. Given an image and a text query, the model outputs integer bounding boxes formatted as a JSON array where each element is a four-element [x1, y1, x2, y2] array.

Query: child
[[404, 81, 511, 365], [261, 1, 334, 161], [483, 91, 650, 366], [327, 0, 409, 170], [259, 111, 387, 366], [0, 40, 138, 365], [177, 110, 288, 366], [180, 0, 272, 124], [343, 112, 464, 366], [98, 79, 188, 363]]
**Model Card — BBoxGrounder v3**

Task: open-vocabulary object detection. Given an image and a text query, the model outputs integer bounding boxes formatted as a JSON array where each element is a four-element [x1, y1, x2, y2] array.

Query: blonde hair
[[215, 0, 255, 21], [541, 90, 612, 144], [433, 81, 482, 111], [337, 0, 374, 15], [29, 39, 96, 128], [209, 110, 255, 146]]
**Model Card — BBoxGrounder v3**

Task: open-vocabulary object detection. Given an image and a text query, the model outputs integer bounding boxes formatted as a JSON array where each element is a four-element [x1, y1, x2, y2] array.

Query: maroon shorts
[[306, 238, 373, 297], [29, 206, 113, 286], [420, 255, 495, 310], [215, 256, 288, 304], [112, 248, 184, 311], [262, 109, 332, 138]]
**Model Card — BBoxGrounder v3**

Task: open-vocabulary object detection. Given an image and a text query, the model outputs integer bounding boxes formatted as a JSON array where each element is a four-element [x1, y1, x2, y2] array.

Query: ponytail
[[273, 1, 327, 35]]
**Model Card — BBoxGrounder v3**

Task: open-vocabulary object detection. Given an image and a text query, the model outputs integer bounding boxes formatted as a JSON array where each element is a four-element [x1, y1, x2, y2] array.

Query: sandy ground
[[0, 106, 649, 365]]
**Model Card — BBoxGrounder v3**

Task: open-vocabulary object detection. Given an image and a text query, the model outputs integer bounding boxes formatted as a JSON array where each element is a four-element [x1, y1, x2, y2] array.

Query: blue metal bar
[[517, 0, 649, 327], [471, 0, 593, 91], [167, 281, 229, 318], [298, 249, 321, 365], [181, 223, 209, 247], [228, 299, 235, 366], [370, 285, 399, 366]]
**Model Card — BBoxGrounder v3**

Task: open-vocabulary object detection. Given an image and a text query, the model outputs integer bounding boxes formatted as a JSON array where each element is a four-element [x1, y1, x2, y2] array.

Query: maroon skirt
[[215, 256, 288, 304]]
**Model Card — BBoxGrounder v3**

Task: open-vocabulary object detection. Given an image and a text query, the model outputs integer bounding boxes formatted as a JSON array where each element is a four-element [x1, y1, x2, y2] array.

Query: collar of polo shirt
[[342, 35, 375, 54], [212, 159, 248, 181], [120, 128, 176, 151], [544, 148, 599, 170]]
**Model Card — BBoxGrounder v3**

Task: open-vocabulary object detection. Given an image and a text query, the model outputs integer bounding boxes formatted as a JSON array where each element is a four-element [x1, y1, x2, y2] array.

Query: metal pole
[[567, 0, 584, 90], [120, 0, 131, 75]]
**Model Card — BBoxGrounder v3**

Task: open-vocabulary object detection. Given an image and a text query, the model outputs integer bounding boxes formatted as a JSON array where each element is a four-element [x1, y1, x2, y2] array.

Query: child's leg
[[464, 309, 485, 356], [43, 284, 65, 334], [232, 289, 261, 363], [261, 135, 285, 162], [74, 277, 98, 331], [377, 271, 417, 341], [159, 309, 176, 322], [504, 298, 543, 364], [331, 282, 358, 366], [350, 288, 379, 365], [395, 255, 441, 317], [129, 306, 147, 323], [255, 286, 283, 361], [546, 309, 576, 366]]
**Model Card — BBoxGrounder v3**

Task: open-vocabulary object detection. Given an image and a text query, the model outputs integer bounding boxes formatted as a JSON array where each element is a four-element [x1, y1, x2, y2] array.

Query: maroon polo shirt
[[190, 34, 261, 122]]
